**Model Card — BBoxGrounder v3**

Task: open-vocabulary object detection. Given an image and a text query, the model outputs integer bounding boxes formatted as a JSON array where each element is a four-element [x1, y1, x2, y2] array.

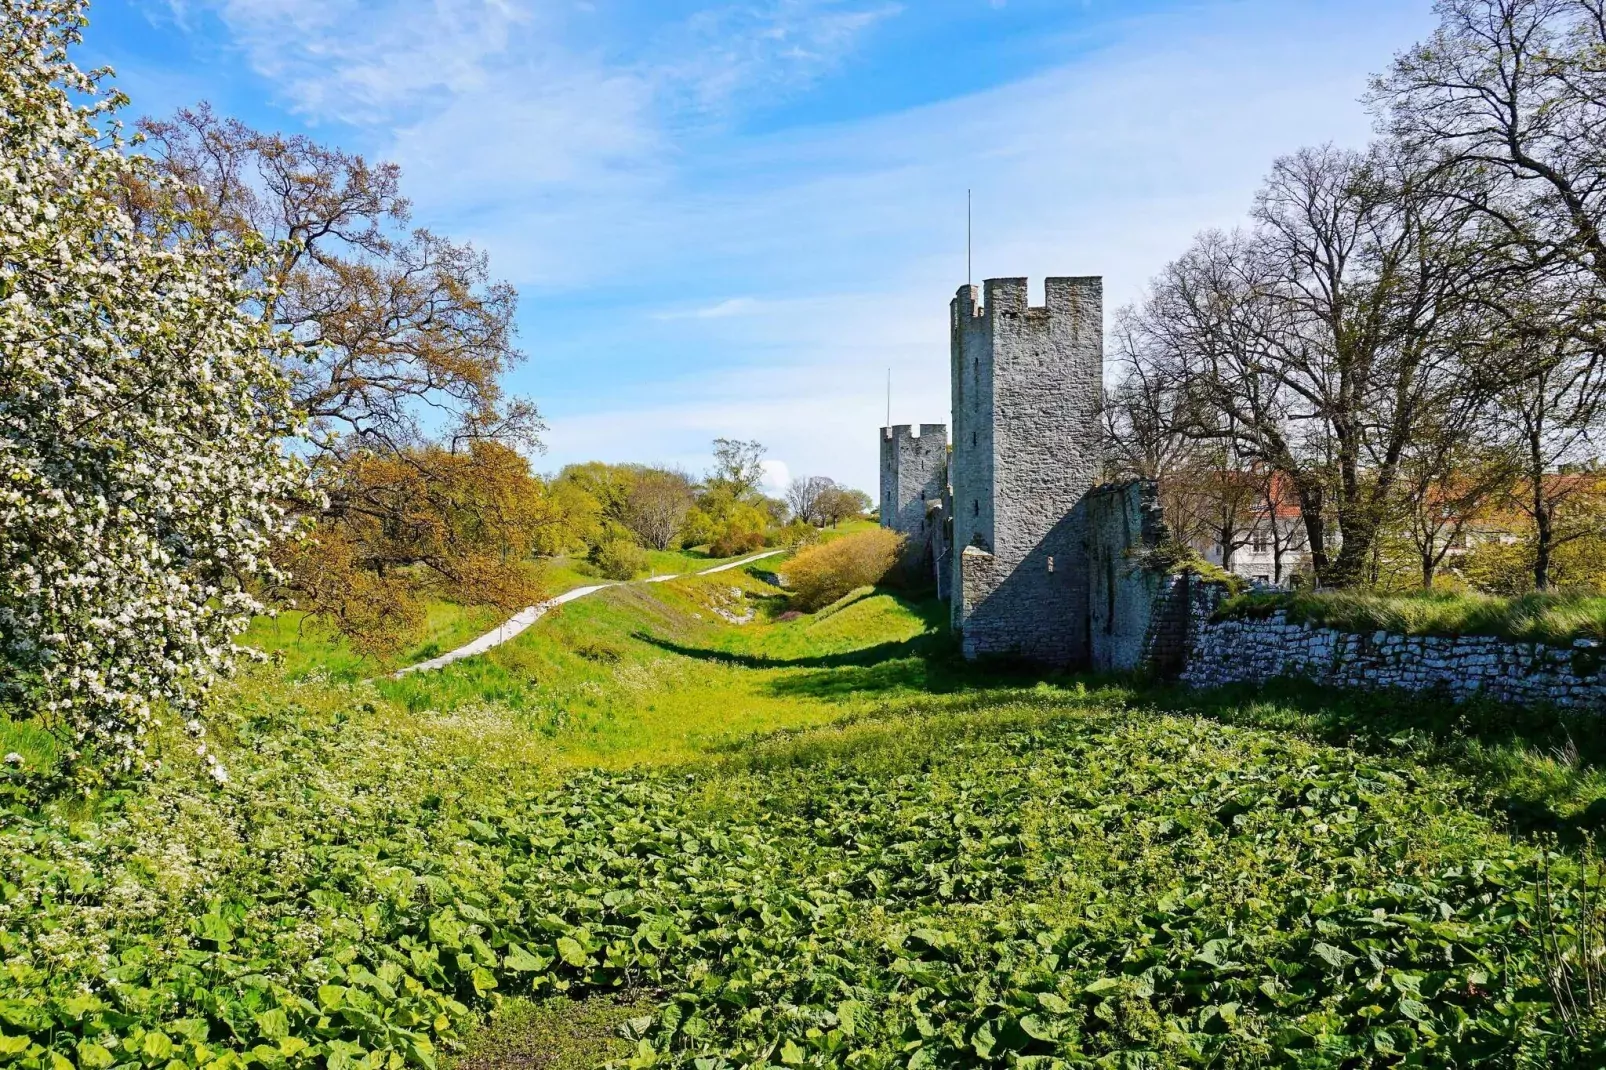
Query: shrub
[[712, 529, 765, 557], [0, 4, 302, 776], [785, 529, 904, 612], [592, 538, 648, 580], [779, 519, 819, 548]]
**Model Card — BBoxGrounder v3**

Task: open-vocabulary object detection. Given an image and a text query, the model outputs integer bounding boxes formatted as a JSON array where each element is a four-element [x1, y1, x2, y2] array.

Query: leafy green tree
[[707, 438, 767, 498]]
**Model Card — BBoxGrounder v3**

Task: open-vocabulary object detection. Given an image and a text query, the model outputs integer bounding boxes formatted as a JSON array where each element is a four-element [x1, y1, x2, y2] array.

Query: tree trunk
[[1530, 430, 1551, 592], [1325, 518, 1374, 590], [1534, 498, 1553, 592]]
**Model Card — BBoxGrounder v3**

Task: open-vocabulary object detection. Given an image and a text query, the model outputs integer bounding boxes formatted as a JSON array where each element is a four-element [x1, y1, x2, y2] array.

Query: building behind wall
[[948, 277, 1104, 667]]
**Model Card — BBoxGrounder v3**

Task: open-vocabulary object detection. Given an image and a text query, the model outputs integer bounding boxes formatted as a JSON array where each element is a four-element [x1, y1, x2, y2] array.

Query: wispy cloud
[[653, 297, 763, 320], [141, 0, 1438, 490], [660, 0, 901, 113], [170, 0, 537, 123]]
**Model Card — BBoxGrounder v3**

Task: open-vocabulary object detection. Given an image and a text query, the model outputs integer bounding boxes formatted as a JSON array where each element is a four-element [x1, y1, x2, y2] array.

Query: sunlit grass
[[1219, 587, 1606, 644], [240, 600, 505, 680], [372, 569, 964, 769], [0, 714, 60, 770], [16, 538, 1606, 1065]]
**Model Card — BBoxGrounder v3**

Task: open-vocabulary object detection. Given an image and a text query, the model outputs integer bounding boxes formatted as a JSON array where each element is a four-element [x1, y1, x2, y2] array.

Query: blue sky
[[87, 0, 1437, 493]]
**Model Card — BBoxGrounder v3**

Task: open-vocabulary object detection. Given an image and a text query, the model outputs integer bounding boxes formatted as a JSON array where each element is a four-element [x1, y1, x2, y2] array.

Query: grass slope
[[371, 570, 954, 768], [4, 571, 1606, 1068]]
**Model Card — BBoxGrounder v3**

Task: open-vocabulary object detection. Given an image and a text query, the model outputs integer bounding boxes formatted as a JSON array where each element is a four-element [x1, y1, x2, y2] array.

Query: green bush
[[710, 527, 765, 558], [591, 537, 648, 580], [784, 528, 904, 612]]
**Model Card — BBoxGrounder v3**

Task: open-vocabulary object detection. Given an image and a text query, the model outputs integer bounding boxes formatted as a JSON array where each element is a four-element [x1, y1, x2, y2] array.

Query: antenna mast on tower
[[886, 367, 891, 429], [967, 188, 972, 286]]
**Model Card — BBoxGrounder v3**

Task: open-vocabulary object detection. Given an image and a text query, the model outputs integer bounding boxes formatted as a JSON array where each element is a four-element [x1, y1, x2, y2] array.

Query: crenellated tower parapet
[[949, 276, 1103, 667], [878, 423, 948, 547]]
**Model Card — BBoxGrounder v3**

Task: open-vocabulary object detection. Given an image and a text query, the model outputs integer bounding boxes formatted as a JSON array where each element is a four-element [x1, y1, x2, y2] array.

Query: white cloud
[[177, 0, 537, 123], [759, 458, 792, 496], [158, 0, 1439, 494], [653, 297, 763, 320], [660, 1, 902, 113]]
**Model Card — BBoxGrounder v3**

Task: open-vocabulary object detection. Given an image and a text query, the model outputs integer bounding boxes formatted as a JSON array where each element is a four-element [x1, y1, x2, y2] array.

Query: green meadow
[[6, 564, 1606, 1068]]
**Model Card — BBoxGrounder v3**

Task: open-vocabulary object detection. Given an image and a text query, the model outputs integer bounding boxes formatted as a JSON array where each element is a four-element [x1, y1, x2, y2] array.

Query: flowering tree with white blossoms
[[0, 0, 302, 775]]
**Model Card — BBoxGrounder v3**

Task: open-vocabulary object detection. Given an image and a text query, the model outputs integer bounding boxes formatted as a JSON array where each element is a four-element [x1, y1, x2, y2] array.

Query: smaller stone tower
[[878, 424, 949, 556], [949, 276, 1103, 667]]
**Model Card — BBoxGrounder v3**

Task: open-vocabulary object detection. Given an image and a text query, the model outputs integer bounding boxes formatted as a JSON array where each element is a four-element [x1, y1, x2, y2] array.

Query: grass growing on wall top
[[1217, 588, 1606, 645]]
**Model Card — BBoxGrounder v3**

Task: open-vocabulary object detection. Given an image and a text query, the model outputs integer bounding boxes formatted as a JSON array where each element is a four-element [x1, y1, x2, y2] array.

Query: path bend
[[391, 549, 784, 678]]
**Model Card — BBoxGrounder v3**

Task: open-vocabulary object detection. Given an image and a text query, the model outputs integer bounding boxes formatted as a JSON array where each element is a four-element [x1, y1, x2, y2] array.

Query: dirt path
[[391, 550, 784, 678]]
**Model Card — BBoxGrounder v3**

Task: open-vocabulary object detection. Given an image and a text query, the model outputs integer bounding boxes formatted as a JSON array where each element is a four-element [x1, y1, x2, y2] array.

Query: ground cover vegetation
[[7, 571, 1606, 1069], [1105, 0, 1606, 597]]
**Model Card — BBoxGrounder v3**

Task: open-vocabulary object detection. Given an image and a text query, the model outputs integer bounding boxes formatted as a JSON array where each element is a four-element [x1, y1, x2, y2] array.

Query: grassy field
[[6, 564, 1606, 1067], [239, 547, 777, 684], [242, 600, 508, 681], [1219, 588, 1606, 645]]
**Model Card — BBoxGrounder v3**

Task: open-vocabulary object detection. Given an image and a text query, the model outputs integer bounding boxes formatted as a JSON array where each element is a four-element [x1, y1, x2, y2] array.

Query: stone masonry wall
[[950, 277, 1104, 668], [878, 423, 948, 546], [1086, 479, 1169, 672], [1135, 572, 1233, 679], [1183, 613, 1606, 708]]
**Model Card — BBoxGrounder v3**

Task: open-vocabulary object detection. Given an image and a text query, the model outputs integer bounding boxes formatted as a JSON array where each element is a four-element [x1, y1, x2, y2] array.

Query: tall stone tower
[[949, 277, 1103, 667], [878, 423, 948, 550]]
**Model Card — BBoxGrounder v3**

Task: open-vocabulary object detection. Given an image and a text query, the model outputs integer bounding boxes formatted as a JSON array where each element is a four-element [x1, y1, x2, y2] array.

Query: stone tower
[[878, 423, 948, 551], [949, 276, 1104, 667]]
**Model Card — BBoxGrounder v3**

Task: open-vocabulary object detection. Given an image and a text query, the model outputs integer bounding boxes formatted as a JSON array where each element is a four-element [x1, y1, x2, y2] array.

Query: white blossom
[[0, 0, 302, 770]]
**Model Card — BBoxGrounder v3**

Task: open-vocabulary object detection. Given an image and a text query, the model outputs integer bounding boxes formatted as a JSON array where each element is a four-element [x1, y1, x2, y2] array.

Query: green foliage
[[591, 538, 649, 581], [8, 570, 1606, 1070], [707, 510, 769, 557], [1129, 539, 1248, 593], [450, 996, 649, 1070], [241, 601, 508, 682], [1217, 588, 1606, 645], [1, 687, 1598, 1069], [1457, 532, 1606, 596]]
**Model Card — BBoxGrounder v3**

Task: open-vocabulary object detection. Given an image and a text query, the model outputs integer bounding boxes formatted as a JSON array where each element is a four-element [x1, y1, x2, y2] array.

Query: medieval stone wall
[[1182, 613, 1606, 708], [878, 423, 948, 545], [949, 277, 1104, 667], [1086, 479, 1170, 672]]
